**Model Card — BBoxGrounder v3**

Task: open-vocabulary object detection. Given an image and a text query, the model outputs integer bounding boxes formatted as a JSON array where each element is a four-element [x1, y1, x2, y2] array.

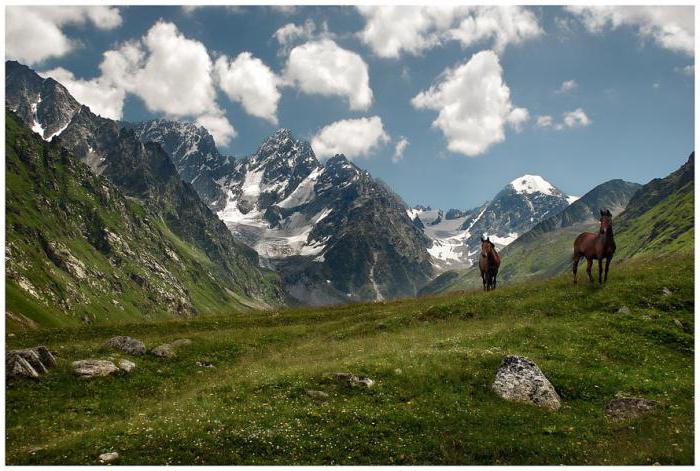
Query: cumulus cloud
[[215, 53, 281, 125], [507, 107, 529, 132], [561, 108, 591, 128], [284, 39, 373, 111], [6, 6, 122, 65], [567, 6, 694, 56], [195, 112, 237, 146], [356, 6, 541, 58], [39, 67, 125, 120], [411, 50, 527, 157], [311, 116, 389, 160], [556, 79, 578, 94], [100, 21, 218, 117], [535, 115, 553, 127], [392, 137, 410, 163], [274, 20, 316, 48]]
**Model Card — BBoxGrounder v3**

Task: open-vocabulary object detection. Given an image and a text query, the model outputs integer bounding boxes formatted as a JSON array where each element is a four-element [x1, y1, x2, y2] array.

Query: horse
[[479, 236, 501, 291], [572, 209, 616, 285]]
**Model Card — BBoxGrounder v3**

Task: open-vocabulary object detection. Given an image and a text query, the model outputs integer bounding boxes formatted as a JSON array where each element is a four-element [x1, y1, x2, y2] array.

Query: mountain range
[[6, 59, 692, 327]]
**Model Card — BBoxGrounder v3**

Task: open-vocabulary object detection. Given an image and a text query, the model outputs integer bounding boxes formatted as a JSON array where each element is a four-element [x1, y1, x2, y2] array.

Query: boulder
[[617, 306, 631, 314], [6, 354, 39, 379], [10, 349, 47, 374], [72, 360, 119, 378], [333, 372, 375, 388], [98, 452, 119, 464], [662, 287, 672, 296], [7, 346, 56, 379], [492, 355, 561, 410], [104, 336, 146, 355], [34, 346, 56, 368], [604, 397, 657, 421], [151, 344, 175, 358], [118, 359, 136, 372], [170, 339, 192, 348]]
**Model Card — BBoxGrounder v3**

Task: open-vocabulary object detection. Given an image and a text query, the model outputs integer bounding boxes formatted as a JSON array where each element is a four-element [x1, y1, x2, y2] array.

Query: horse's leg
[[604, 256, 612, 283], [572, 254, 581, 284], [481, 271, 486, 291], [586, 258, 593, 283], [492, 272, 497, 290], [598, 258, 603, 285]]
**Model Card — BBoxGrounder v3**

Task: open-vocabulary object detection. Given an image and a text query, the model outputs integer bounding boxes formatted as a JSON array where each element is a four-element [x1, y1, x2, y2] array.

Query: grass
[[6, 253, 694, 465]]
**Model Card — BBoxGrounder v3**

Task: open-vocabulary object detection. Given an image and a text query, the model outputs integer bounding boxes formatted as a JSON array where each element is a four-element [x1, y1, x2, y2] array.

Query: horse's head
[[599, 209, 613, 234], [480, 236, 495, 256]]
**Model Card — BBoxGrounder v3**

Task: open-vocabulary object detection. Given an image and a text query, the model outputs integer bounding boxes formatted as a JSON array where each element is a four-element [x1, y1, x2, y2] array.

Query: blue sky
[[6, 5, 695, 209]]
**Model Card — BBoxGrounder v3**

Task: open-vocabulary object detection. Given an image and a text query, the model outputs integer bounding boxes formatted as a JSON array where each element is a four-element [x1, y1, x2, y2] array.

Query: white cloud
[[556, 79, 578, 94], [507, 107, 529, 132], [561, 108, 591, 128], [392, 137, 410, 163], [100, 21, 218, 117], [535, 115, 553, 127], [6, 6, 122, 65], [274, 20, 317, 48], [653, 82, 660, 89], [311, 116, 389, 160], [284, 39, 373, 111], [675, 64, 694, 75], [411, 50, 527, 157], [215, 53, 281, 125], [567, 6, 694, 56], [356, 6, 541, 58], [39, 67, 125, 120], [195, 112, 237, 147]]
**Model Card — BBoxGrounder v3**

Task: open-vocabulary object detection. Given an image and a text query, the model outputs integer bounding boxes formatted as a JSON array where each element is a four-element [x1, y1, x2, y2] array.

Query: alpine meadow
[[4, 4, 695, 466]]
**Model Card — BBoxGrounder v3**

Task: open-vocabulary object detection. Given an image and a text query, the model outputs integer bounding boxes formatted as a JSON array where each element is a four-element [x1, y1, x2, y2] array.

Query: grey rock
[[306, 390, 329, 401], [492, 355, 561, 410], [617, 306, 631, 314], [674, 319, 684, 330], [151, 344, 175, 358], [117, 359, 136, 372], [104, 336, 146, 355], [6, 354, 39, 379], [97, 452, 119, 464], [9, 349, 47, 374], [333, 372, 375, 388], [72, 360, 119, 378], [604, 397, 657, 421], [169, 338, 192, 348], [662, 287, 672, 296], [33, 346, 56, 368]]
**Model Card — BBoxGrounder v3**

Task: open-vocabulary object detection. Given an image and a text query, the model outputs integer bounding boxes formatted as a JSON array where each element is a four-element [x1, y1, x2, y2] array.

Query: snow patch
[[30, 98, 45, 139], [488, 232, 519, 246], [566, 195, 580, 204], [510, 175, 556, 195]]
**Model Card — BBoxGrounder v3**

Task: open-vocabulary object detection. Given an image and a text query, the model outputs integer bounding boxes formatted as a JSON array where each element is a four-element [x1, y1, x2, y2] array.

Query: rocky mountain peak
[[508, 174, 561, 195]]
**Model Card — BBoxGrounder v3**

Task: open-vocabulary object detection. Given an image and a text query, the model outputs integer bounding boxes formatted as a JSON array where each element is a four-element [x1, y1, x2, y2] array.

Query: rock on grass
[[333, 372, 375, 388], [72, 360, 119, 378], [118, 359, 136, 372], [104, 336, 146, 355], [97, 452, 119, 464], [604, 397, 657, 421], [7, 346, 57, 379], [492, 355, 561, 411]]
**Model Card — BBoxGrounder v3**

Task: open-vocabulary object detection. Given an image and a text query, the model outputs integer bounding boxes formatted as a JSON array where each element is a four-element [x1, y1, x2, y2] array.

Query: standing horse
[[572, 209, 616, 284], [479, 236, 501, 291]]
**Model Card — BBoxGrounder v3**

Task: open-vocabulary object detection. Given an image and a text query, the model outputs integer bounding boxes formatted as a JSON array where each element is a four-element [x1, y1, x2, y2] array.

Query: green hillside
[[422, 154, 694, 295], [5, 111, 281, 330], [6, 253, 693, 464]]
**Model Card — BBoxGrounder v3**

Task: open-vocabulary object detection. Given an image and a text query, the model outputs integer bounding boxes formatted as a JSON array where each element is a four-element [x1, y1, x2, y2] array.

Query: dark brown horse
[[479, 236, 501, 291], [572, 209, 616, 284]]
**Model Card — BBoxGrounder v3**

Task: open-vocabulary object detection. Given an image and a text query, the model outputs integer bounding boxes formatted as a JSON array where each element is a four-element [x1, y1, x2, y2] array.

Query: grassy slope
[[5, 112, 275, 331], [6, 253, 693, 465]]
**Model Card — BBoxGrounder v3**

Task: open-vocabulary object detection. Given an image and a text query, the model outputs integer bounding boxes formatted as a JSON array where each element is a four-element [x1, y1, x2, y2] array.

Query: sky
[[5, 5, 695, 209]]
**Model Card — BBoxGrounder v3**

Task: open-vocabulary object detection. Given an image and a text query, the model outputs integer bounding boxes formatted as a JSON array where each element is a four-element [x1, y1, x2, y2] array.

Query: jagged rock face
[[133, 123, 433, 304], [5, 62, 285, 310], [6, 61, 81, 140], [5, 113, 283, 326], [127, 119, 228, 207]]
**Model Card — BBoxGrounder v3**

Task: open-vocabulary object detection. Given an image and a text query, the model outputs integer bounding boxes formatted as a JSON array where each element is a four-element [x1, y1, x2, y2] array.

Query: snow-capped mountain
[[133, 125, 433, 305], [413, 175, 576, 270]]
